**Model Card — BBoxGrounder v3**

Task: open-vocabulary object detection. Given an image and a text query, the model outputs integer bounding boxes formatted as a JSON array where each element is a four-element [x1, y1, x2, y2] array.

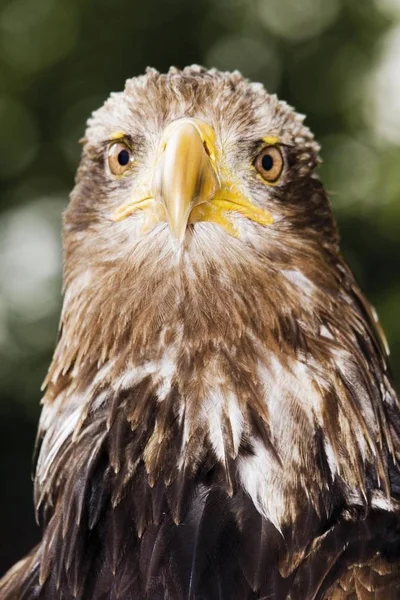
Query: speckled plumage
[[1, 65, 400, 600]]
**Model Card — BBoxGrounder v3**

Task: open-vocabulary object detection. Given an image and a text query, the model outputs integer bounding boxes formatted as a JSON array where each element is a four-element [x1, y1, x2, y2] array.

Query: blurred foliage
[[0, 0, 399, 574]]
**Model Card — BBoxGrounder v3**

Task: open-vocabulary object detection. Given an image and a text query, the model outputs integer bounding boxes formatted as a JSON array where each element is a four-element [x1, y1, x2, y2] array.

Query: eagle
[[1, 65, 400, 600]]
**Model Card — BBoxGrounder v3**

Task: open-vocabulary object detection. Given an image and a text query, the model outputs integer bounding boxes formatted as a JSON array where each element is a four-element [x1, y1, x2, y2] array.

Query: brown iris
[[255, 146, 284, 183], [108, 142, 134, 175]]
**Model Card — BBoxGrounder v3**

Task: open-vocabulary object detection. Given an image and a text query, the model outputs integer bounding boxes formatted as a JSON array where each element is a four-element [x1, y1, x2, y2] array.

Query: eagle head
[[57, 65, 338, 382]]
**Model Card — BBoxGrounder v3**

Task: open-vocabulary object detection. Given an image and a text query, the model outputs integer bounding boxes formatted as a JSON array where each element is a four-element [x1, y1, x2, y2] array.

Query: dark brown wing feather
[[1, 389, 399, 600], [0, 550, 41, 600], [327, 557, 400, 599]]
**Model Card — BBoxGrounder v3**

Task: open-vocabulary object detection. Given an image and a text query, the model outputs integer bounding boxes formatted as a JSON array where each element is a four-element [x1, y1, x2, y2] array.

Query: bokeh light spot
[[0, 198, 63, 323], [319, 135, 380, 212], [257, 0, 339, 41], [206, 36, 280, 90], [367, 26, 400, 145], [375, 0, 400, 18]]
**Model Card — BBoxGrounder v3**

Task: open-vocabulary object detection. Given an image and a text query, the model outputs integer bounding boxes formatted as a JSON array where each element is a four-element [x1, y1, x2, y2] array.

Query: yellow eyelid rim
[[110, 131, 127, 141], [261, 135, 280, 145], [107, 132, 134, 152]]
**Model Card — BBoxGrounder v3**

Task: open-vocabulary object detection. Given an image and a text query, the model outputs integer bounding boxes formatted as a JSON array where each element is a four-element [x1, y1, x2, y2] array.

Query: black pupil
[[261, 153, 274, 171], [118, 149, 130, 166]]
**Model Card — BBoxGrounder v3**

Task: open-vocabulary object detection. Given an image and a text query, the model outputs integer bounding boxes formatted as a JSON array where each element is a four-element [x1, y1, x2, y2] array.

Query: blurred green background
[[0, 0, 399, 575]]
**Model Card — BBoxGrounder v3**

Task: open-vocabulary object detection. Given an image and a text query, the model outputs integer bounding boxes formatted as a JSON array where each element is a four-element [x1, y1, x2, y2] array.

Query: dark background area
[[1, 0, 399, 575]]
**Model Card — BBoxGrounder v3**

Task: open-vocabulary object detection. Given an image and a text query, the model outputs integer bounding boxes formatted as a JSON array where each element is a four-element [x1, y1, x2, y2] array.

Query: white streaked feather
[[281, 269, 315, 294], [204, 393, 226, 462], [37, 398, 83, 487], [226, 391, 244, 457], [238, 437, 284, 532]]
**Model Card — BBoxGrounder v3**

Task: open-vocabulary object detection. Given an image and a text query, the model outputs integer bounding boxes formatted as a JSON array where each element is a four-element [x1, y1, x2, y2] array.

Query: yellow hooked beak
[[151, 118, 220, 243], [111, 118, 273, 243]]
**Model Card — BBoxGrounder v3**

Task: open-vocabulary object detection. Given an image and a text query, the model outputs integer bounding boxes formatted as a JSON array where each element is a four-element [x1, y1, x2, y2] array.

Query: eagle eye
[[108, 142, 134, 175], [255, 146, 284, 183]]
